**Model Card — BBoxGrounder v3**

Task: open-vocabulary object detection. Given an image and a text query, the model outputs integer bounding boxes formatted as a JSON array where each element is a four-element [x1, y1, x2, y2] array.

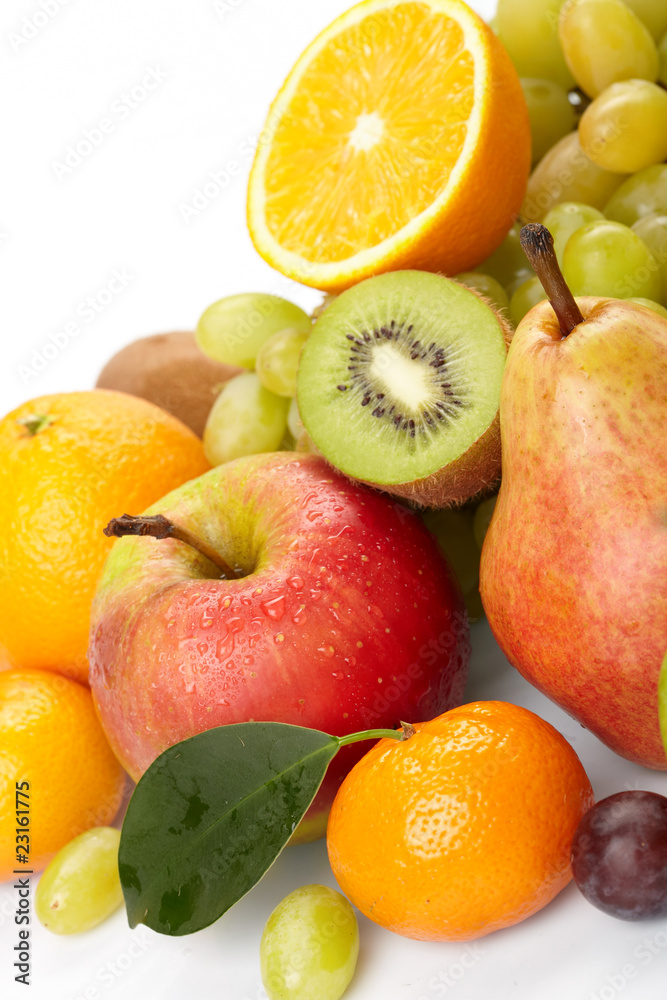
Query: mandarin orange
[[0, 668, 126, 881], [327, 701, 594, 941], [0, 390, 209, 684]]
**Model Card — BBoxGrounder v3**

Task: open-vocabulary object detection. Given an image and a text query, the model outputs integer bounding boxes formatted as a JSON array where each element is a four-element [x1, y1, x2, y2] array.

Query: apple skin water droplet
[[261, 596, 286, 621]]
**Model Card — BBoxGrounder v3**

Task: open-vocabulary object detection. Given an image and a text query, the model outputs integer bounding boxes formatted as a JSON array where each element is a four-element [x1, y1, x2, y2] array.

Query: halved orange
[[247, 0, 531, 292]]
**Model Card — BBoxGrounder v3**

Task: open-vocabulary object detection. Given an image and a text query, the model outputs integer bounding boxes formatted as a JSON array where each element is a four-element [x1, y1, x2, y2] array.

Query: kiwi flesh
[[96, 332, 241, 437], [296, 271, 511, 508]]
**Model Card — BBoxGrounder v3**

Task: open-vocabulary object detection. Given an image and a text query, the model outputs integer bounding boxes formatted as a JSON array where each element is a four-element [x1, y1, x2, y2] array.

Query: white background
[[2, 1, 667, 998]]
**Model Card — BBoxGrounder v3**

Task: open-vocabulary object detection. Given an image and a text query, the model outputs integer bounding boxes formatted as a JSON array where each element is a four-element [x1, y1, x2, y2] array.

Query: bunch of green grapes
[[420, 492, 497, 623], [196, 293, 316, 465], [467, 0, 667, 326]]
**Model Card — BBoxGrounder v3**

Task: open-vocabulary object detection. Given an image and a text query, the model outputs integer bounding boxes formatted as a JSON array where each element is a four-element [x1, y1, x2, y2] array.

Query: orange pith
[[248, 0, 531, 291], [327, 701, 594, 941]]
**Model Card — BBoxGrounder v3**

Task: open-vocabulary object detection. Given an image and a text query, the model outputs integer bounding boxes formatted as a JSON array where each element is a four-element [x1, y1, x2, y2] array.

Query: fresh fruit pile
[[2, 0, 667, 998]]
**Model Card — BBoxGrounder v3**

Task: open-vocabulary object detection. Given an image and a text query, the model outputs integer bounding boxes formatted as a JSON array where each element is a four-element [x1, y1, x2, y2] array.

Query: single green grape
[[623, 0, 667, 41], [605, 165, 667, 226], [660, 31, 667, 86], [578, 80, 667, 174], [628, 297, 667, 318], [632, 214, 667, 302], [562, 219, 662, 299], [420, 508, 484, 621], [454, 272, 510, 314], [473, 495, 498, 552], [477, 226, 534, 295], [35, 828, 123, 935], [542, 202, 605, 263], [260, 885, 359, 1000], [522, 132, 627, 223], [520, 78, 576, 165], [256, 328, 310, 397], [558, 0, 659, 98], [509, 275, 548, 326], [496, 0, 574, 88], [203, 372, 289, 466], [196, 293, 311, 369]]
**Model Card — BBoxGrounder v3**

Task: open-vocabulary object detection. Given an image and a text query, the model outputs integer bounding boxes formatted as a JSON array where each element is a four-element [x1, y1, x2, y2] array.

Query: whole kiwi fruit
[[96, 332, 242, 437]]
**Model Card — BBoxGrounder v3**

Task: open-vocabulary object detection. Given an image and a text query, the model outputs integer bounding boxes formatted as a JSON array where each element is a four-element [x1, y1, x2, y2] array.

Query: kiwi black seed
[[296, 270, 511, 508]]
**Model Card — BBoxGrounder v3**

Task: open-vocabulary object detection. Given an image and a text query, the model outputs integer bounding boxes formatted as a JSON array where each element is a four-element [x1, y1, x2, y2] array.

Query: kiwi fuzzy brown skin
[[305, 280, 513, 510], [96, 331, 242, 437]]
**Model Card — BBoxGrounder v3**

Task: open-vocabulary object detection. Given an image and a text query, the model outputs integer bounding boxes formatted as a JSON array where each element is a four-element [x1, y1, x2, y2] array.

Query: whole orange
[[0, 668, 126, 881], [0, 390, 209, 683], [327, 701, 594, 941]]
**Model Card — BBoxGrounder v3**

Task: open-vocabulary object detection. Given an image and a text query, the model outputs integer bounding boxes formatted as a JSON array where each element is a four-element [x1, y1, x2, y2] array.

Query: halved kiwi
[[296, 270, 511, 507]]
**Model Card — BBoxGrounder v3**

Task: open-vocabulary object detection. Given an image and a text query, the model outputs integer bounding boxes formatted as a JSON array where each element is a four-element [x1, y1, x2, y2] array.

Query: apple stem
[[519, 223, 584, 338], [103, 513, 239, 579], [338, 726, 412, 748]]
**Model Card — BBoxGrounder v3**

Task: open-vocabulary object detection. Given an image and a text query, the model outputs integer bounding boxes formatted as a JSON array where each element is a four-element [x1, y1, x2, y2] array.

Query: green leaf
[[118, 722, 339, 936]]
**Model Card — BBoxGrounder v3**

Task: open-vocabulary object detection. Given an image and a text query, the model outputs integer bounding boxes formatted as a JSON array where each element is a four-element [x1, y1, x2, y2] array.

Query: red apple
[[89, 453, 469, 841]]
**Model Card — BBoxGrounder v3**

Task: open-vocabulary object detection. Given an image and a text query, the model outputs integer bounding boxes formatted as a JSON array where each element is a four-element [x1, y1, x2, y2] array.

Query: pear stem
[[520, 224, 584, 338], [103, 514, 239, 579]]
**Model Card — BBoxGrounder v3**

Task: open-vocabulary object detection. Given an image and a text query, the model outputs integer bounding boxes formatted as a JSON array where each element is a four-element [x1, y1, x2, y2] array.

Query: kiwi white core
[[370, 342, 437, 411], [296, 270, 507, 486]]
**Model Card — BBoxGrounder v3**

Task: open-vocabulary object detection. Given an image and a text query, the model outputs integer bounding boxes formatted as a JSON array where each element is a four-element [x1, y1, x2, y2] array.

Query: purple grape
[[571, 791, 667, 920]]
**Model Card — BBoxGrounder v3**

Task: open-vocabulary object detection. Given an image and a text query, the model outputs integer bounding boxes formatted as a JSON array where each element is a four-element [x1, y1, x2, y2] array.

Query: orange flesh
[[264, 5, 474, 262]]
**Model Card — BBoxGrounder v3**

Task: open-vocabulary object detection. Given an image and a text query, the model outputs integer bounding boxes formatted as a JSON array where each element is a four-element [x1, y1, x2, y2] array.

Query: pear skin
[[480, 297, 667, 769]]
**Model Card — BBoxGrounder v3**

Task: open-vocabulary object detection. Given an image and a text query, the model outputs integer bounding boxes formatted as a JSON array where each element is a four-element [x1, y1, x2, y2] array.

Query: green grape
[[579, 80, 667, 174], [509, 275, 548, 326], [623, 0, 667, 41], [558, 0, 659, 98], [632, 214, 667, 302], [287, 395, 303, 441], [473, 495, 498, 551], [543, 202, 605, 263], [203, 372, 289, 466], [35, 828, 123, 935], [605, 164, 667, 226], [477, 226, 534, 295], [256, 328, 310, 397], [496, 0, 574, 88], [660, 31, 667, 86], [420, 508, 483, 622], [522, 132, 627, 222], [562, 219, 662, 299], [628, 297, 667, 318], [454, 272, 510, 314], [260, 885, 359, 1000], [520, 78, 577, 165], [196, 293, 311, 369]]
